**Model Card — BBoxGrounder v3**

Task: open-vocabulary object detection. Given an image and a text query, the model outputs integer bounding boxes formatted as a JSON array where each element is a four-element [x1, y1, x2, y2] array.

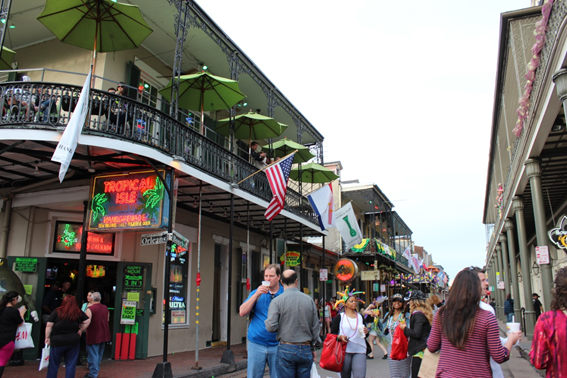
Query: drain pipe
[[0, 171, 75, 259]]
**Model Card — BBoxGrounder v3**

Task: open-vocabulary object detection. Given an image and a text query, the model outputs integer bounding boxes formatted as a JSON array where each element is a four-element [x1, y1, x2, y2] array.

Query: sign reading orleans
[[87, 170, 170, 231]]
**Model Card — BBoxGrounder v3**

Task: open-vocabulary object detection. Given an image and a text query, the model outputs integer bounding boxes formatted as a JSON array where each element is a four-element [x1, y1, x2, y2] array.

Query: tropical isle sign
[[87, 170, 170, 231]]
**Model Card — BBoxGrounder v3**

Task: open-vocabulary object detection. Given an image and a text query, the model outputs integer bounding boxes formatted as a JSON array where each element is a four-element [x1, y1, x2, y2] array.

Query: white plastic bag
[[14, 322, 34, 349], [310, 362, 320, 378], [39, 344, 50, 371]]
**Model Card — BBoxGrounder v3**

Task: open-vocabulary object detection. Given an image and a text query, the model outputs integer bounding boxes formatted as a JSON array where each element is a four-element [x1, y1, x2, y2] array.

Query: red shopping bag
[[319, 334, 347, 372], [390, 325, 408, 360]]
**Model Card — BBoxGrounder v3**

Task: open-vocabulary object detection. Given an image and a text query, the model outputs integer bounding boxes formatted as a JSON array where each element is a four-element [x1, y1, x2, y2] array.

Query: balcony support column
[[505, 219, 522, 323], [512, 196, 536, 338], [525, 159, 554, 311], [495, 244, 504, 319]]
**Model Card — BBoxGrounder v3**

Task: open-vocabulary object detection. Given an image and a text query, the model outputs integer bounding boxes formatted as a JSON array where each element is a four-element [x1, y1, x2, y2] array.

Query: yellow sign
[[24, 285, 33, 295], [127, 292, 140, 302], [284, 251, 301, 267]]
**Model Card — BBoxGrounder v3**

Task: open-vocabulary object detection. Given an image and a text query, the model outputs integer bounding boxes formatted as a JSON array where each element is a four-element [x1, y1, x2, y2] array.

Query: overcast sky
[[199, 0, 531, 280]]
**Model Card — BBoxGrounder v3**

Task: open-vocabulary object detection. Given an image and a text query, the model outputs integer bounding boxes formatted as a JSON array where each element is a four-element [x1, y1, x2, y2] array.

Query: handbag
[[319, 333, 347, 372], [14, 322, 34, 349], [389, 325, 408, 360], [310, 362, 320, 378], [38, 343, 50, 371], [418, 349, 440, 378]]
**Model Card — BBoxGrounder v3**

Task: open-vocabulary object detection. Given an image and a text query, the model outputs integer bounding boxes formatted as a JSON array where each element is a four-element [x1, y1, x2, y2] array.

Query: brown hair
[[264, 264, 281, 276], [551, 267, 567, 311], [429, 294, 441, 306], [438, 269, 480, 350]]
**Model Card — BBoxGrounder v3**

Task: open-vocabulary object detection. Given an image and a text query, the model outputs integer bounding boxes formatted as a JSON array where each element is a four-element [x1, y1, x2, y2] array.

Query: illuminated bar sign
[[87, 170, 171, 232], [53, 221, 115, 255]]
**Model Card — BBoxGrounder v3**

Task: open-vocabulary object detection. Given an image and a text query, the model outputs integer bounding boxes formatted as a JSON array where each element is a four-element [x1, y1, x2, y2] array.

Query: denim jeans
[[276, 344, 313, 378], [247, 340, 278, 378], [506, 313, 514, 322], [86, 342, 106, 378], [47, 343, 80, 378]]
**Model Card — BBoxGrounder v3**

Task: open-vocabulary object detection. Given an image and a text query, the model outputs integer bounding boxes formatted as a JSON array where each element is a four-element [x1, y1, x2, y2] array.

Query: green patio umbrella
[[37, 0, 153, 75], [216, 112, 287, 160], [289, 162, 339, 183], [0, 47, 16, 70], [263, 138, 315, 164], [159, 72, 246, 134]]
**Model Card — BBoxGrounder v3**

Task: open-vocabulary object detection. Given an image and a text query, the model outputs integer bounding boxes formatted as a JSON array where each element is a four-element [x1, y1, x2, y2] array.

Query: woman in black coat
[[399, 290, 433, 378]]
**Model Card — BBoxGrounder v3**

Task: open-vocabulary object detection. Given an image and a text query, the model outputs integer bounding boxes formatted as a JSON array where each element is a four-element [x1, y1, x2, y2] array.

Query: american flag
[[264, 153, 295, 221]]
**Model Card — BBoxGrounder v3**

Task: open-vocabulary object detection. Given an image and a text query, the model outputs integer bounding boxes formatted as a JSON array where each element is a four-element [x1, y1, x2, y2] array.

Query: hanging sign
[[548, 215, 567, 249], [319, 269, 328, 281], [14, 258, 37, 273], [120, 301, 137, 325], [361, 270, 381, 281], [497, 281, 505, 289], [333, 258, 359, 282], [87, 170, 170, 232], [53, 221, 115, 255], [536, 246, 550, 264]]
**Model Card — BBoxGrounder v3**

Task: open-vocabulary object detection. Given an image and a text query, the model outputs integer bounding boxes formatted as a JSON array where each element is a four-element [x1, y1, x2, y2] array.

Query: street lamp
[[532, 261, 540, 276]]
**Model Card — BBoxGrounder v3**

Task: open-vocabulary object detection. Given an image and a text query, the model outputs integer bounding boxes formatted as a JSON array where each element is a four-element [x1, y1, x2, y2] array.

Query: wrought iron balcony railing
[[0, 81, 317, 223]]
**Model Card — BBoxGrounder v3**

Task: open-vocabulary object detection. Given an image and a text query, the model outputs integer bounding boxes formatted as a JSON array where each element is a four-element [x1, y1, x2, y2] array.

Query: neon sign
[[87, 170, 171, 231], [53, 221, 114, 255]]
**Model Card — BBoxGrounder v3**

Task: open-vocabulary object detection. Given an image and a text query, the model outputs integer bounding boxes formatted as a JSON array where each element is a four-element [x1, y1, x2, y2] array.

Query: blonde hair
[[409, 299, 433, 324]]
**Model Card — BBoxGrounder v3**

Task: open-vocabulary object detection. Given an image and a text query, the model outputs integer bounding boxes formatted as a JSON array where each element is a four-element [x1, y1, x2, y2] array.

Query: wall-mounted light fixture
[[532, 261, 540, 276]]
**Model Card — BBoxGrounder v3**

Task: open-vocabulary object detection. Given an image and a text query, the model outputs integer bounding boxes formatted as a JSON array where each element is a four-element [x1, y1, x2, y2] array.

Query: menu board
[[124, 265, 144, 290], [14, 258, 37, 272]]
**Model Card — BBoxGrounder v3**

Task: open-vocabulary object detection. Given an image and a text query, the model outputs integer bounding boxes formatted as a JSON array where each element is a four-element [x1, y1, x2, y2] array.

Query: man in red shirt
[[84, 292, 111, 378]]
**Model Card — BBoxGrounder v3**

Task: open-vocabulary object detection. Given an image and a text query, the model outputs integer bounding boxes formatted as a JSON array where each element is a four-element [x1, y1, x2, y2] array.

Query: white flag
[[402, 246, 411, 262], [410, 254, 420, 274], [334, 202, 362, 250], [51, 70, 92, 182], [307, 183, 335, 231]]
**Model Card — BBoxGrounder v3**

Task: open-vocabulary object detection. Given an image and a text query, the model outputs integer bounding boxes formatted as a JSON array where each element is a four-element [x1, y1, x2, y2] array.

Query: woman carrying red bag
[[385, 293, 410, 378], [329, 288, 368, 378]]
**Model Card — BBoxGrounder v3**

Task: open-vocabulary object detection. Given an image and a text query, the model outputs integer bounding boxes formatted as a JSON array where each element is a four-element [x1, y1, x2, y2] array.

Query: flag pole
[[237, 150, 298, 185]]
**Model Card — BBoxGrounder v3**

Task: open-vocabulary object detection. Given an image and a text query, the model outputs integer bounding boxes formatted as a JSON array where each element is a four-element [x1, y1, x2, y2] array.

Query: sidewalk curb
[[174, 360, 247, 378]]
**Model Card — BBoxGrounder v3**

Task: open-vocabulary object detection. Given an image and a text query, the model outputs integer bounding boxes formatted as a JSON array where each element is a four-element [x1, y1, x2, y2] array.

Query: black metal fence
[[0, 81, 316, 222]]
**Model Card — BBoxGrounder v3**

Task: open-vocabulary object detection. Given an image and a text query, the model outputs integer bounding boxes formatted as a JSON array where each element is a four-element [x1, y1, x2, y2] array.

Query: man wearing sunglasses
[[240, 264, 283, 378]]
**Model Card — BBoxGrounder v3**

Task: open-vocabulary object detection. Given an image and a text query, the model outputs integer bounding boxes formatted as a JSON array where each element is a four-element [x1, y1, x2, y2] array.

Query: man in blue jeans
[[240, 264, 283, 378], [504, 293, 514, 322], [84, 292, 111, 378], [265, 269, 321, 378]]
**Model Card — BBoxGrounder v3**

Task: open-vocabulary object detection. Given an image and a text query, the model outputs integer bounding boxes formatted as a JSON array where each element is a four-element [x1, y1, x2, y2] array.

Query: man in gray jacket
[[265, 269, 320, 378]]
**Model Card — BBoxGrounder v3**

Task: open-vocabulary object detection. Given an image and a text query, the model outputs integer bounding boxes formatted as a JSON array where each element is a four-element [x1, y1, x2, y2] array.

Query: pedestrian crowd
[[240, 264, 567, 378]]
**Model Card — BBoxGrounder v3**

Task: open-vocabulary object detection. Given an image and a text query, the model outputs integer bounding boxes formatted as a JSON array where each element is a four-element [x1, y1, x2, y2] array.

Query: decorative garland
[[513, 0, 554, 137], [495, 183, 504, 219]]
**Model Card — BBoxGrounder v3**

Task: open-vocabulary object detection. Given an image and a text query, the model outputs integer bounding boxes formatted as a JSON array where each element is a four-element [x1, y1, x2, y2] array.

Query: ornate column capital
[[504, 218, 515, 231], [512, 196, 524, 211], [525, 158, 542, 179], [495, 244, 502, 252], [499, 234, 507, 243]]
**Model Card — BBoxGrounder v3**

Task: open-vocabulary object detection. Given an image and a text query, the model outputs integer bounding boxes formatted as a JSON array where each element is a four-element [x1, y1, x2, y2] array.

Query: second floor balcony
[[0, 74, 322, 236]]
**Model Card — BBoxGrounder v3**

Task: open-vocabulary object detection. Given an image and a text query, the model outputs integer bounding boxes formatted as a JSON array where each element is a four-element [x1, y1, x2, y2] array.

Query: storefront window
[[52, 221, 115, 255]]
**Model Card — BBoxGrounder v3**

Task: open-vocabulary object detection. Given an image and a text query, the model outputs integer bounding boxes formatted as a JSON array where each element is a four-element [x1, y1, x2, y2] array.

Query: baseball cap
[[392, 293, 403, 302]]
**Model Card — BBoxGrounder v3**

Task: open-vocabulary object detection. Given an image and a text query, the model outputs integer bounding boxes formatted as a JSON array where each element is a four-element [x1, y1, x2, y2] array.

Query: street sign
[[319, 269, 328, 281], [140, 231, 167, 246], [497, 281, 505, 290], [536, 246, 550, 264]]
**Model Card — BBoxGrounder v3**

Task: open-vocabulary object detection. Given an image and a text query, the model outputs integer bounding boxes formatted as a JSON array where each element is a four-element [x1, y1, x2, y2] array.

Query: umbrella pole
[[91, 25, 98, 88]]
